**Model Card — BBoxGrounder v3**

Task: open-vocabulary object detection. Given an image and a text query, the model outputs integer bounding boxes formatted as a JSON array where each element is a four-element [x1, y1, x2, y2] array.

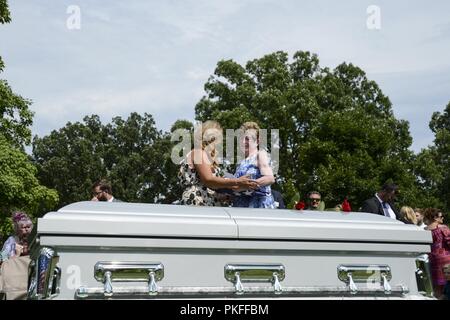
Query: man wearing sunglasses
[[305, 191, 325, 211], [360, 183, 400, 220]]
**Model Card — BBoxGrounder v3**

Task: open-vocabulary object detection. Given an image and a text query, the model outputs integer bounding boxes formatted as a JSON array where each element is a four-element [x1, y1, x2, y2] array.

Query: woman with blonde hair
[[399, 206, 418, 225], [178, 120, 258, 206], [233, 121, 276, 208]]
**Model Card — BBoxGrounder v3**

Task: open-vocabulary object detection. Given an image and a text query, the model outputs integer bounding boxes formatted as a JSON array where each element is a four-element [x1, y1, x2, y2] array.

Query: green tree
[[429, 102, 450, 212], [196, 51, 418, 209], [0, 79, 34, 148], [414, 102, 450, 218], [0, 136, 59, 242], [0, 0, 10, 24], [0, 0, 58, 241], [32, 115, 108, 206], [0, 0, 33, 148], [0, 0, 11, 72], [32, 113, 181, 206], [103, 113, 178, 203]]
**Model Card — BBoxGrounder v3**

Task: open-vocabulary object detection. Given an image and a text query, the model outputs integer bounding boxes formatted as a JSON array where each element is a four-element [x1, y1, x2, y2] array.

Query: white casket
[[27, 201, 434, 299]]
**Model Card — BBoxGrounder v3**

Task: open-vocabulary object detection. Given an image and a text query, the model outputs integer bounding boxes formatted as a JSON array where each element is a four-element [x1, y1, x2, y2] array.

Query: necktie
[[382, 202, 389, 217]]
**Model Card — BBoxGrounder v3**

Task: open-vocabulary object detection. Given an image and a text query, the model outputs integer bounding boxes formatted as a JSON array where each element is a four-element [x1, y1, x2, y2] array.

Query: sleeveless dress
[[178, 158, 224, 206], [233, 152, 275, 208]]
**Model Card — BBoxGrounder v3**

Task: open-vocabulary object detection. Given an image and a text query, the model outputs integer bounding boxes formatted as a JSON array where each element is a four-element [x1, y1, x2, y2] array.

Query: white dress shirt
[[375, 193, 396, 219]]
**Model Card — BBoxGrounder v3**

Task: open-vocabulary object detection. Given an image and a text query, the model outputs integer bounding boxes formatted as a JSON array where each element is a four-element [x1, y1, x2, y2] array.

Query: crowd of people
[[0, 120, 449, 299]]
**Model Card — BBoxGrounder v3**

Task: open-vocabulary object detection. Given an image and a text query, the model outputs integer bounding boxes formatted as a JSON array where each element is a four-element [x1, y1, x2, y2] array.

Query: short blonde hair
[[241, 121, 261, 134], [400, 206, 417, 225], [240, 121, 260, 139]]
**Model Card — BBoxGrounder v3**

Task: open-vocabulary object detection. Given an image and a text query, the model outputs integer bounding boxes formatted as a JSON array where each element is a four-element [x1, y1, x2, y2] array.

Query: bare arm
[[255, 150, 275, 186], [191, 149, 258, 190]]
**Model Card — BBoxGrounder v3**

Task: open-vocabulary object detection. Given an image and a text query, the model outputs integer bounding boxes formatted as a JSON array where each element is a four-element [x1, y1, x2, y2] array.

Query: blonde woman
[[178, 120, 258, 206], [399, 206, 418, 225], [233, 121, 276, 208]]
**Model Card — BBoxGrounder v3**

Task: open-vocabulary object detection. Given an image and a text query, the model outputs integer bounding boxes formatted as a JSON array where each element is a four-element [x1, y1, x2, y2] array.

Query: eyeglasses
[[309, 198, 321, 203], [93, 191, 103, 196]]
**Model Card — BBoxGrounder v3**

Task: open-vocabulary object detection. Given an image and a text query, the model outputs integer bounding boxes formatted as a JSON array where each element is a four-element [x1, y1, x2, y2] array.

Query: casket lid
[[226, 208, 432, 244], [37, 202, 431, 244], [38, 202, 237, 239]]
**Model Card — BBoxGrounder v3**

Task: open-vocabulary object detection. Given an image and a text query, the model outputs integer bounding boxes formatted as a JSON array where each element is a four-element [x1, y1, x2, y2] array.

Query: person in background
[[305, 191, 325, 211], [0, 212, 33, 263], [91, 179, 122, 202], [360, 183, 401, 220], [399, 206, 418, 225], [271, 190, 286, 209], [415, 208, 427, 229], [424, 208, 450, 299], [444, 264, 450, 300]]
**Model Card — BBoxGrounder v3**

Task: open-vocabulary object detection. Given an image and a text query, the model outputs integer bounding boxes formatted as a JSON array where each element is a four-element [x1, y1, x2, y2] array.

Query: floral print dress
[[178, 159, 224, 206]]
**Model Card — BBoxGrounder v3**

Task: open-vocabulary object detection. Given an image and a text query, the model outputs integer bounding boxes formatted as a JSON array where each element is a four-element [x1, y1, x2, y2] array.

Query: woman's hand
[[235, 174, 259, 190]]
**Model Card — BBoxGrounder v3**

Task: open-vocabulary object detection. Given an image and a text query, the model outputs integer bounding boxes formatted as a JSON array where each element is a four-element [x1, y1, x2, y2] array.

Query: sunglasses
[[309, 198, 321, 203]]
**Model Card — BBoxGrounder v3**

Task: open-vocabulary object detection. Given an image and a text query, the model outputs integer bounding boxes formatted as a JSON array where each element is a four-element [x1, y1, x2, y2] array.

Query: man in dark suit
[[91, 179, 122, 202], [360, 183, 400, 220]]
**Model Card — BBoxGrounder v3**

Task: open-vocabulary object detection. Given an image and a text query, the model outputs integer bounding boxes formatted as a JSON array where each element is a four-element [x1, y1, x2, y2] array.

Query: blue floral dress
[[233, 152, 275, 208]]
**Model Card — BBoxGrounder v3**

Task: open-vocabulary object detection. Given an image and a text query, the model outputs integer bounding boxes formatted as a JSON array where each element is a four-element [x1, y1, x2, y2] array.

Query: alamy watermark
[[66, 5, 81, 30], [171, 126, 280, 175], [367, 5, 381, 30]]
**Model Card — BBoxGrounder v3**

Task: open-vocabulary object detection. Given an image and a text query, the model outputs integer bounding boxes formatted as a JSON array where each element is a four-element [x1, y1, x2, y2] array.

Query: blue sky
[[1, 0, 449, 152]]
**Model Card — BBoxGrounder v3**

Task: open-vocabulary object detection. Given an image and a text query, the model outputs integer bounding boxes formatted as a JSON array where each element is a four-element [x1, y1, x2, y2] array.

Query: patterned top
[[233, 152, 275, 208], [1, 236, 20, 261], [178, 158, 224, 206], [429, 225, 450, 286]]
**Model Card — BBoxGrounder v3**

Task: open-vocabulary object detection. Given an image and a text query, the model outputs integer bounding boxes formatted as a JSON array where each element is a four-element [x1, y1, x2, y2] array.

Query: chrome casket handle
[[225, 264, 285, 295], [337, 264, 392, 295], [94, 262, 164, 297]]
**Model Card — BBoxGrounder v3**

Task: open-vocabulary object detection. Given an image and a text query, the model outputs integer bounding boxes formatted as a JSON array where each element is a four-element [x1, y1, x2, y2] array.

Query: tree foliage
[[0, 136, 59, 242], [0, 79, 34, 147], [196, 51, 419, 208], [0, 0, 33, 148], [32, 113, 182, 207], [414, 102, 450, 217], [0, 0, 10, 25], [0, 0, 58, 241], [0, 0, 9, 71]]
